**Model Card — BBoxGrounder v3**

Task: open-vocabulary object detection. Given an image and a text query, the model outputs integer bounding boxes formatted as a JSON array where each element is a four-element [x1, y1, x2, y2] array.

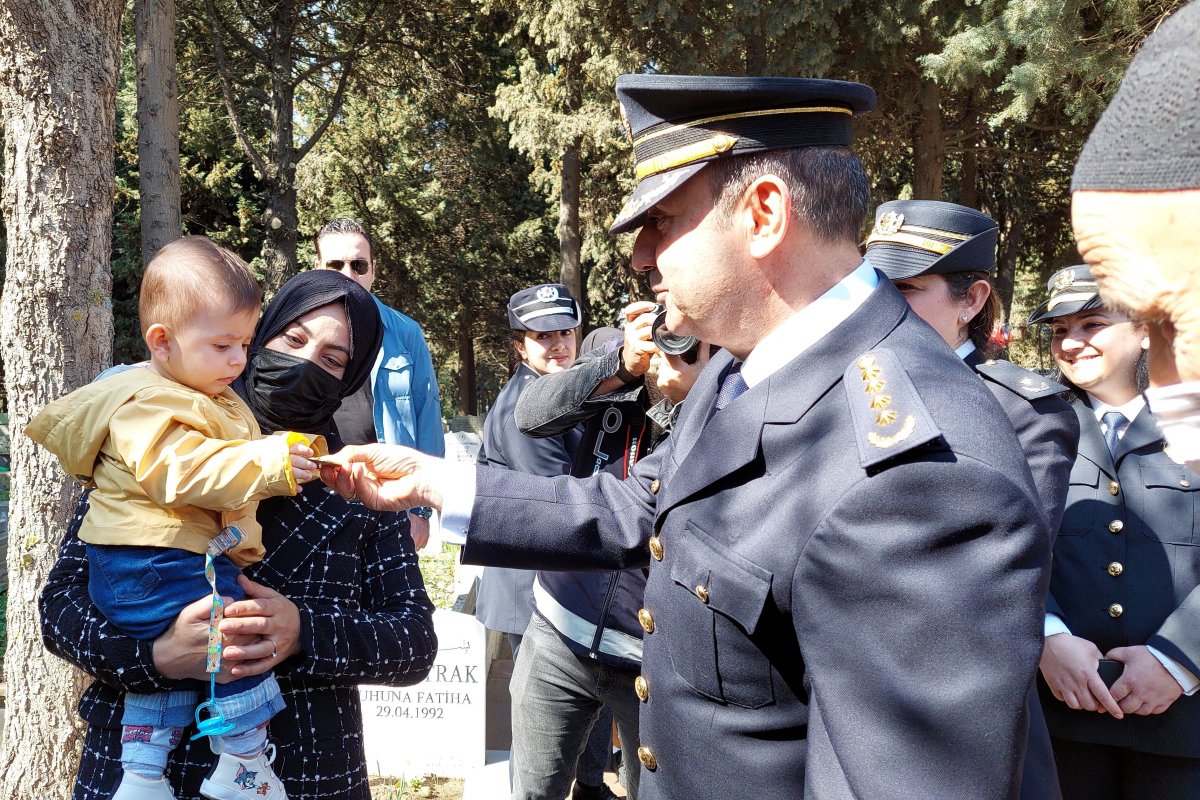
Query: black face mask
[[243, 348, 345, 435]]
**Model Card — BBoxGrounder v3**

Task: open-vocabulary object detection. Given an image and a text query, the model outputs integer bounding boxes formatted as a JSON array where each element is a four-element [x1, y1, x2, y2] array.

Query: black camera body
[[651, 304, 701, 364]]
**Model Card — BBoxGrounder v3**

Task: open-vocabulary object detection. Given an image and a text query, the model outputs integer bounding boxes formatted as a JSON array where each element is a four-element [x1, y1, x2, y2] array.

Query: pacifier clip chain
[[191, 525, 244, 740]]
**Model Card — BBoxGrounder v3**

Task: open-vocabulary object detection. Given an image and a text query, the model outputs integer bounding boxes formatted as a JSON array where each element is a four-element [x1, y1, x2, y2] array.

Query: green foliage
[[81, 0, 1186, 407]]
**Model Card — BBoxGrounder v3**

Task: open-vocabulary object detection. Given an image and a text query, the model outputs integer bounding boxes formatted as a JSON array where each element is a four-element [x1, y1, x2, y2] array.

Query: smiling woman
[[1030, 263, 1200, 800]]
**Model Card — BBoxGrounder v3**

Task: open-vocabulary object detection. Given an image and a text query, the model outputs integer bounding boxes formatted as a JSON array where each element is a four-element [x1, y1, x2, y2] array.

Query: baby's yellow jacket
[[26, 369, 316, 567]]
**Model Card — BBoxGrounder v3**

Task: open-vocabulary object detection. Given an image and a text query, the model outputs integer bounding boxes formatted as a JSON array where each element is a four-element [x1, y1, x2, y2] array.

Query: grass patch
[[417, 543, 459, 610]]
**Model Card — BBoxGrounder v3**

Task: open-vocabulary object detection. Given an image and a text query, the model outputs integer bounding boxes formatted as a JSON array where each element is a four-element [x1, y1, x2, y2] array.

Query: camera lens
[[651, 307, 700, 361]]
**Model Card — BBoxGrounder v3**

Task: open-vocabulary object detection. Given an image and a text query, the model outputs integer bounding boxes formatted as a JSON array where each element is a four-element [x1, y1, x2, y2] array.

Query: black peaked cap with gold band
[[864, 200, 998, 280], [609, 75, 876, 234], [1027, 265, 1104, 325]]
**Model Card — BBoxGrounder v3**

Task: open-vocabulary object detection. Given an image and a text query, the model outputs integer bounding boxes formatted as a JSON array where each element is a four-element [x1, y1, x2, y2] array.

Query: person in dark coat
[[39, 270, 438, 800], [321, 75, 1052, 800], [1029, 264, 1200, 800], [865, 199, 1080, 800], [473, 282, 582, 661]]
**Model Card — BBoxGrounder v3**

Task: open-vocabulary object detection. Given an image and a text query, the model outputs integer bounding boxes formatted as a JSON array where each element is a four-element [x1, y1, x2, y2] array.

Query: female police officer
[[1029, 265, 1200, 800], [473, 282, 582, 660], [865, 199, 1080, 800]]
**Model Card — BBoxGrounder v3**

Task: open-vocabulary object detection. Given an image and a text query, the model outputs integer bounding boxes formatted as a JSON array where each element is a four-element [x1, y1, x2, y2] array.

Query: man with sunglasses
[[317, 218, 444, 547]]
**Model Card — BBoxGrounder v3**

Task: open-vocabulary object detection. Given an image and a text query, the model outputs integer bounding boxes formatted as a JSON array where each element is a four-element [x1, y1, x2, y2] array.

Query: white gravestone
[[360, 608, 486, 778]]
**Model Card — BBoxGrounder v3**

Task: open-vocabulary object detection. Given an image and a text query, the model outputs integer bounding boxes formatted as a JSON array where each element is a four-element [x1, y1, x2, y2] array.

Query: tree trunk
[[457, 320, 476, 416], [958, 106, 979, 210], [261, 176, 298, 296], [995, 214, 1025, 323], [558, 138, 583, 321], [0, 1, 122, 795], [912, 78, 944, 200], [136, 0, 180, 264], [260, 9, 299, 296]]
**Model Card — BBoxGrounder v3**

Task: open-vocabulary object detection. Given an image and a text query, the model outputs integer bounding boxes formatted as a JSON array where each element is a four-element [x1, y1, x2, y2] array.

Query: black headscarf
[[234, 270, 383, 449]]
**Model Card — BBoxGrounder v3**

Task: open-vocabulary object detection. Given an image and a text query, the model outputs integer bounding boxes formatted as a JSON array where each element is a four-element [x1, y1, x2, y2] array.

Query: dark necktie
[[1102, 411, 1127, 458], [715, 363, 748, 410]]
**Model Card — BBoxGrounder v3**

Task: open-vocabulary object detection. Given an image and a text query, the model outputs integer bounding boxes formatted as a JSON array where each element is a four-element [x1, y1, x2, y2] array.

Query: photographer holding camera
[[504, 301, 710, 800]]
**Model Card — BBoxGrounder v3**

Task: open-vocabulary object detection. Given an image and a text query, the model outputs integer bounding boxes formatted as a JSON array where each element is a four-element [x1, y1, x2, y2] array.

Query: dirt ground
[[369, 775, 465, 800]]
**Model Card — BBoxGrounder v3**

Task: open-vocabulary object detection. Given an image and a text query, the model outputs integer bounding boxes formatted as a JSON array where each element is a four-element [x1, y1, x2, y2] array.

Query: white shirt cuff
[[437, 462, 477, 545], [1044, 614, 1071, 638], [1146, 381, 1200, 472], [1147, 645, 1200, 696]]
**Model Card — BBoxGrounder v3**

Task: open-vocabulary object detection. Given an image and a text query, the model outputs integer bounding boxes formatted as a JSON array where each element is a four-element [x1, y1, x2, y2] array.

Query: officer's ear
[[744, 174, 789, 259]]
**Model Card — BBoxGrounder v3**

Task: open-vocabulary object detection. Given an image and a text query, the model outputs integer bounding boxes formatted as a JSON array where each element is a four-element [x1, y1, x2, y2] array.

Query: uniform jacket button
[[1109, 481, 1120, 496], [1108, 603, 1124, 618], [695, 584, 709, 603], [1107, 562, 1124, 577], [1108, 519, 1124, 533], [649, 479, 661, 494], [638, 608, 655, 634], [635, 675, 649, 702], [638, 746, 658, 771], [649, 535, 664, 561]]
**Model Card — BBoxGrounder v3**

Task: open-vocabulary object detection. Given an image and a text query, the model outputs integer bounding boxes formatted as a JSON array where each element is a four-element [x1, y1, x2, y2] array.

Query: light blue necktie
[[1102, 411, 1127, 458], [715, 363, 748, 410]]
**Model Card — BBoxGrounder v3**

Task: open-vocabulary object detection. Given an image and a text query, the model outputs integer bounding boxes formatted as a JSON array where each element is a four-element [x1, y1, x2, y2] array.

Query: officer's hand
[[1107, 645, 1185, 715], [621, 301, 659, 378], [653, 343, 712, 405], [1040, 633, 1124, 717], [318, 444, 446, 512]]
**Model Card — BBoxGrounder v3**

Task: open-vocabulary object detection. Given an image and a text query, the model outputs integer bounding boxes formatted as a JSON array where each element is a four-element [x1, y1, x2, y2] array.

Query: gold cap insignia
[[874, 211, 904, 236], [1053, 270, 1076, 292]]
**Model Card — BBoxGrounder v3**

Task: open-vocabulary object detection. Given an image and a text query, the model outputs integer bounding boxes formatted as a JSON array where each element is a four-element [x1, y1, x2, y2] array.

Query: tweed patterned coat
[[40, 484, 437, 800]]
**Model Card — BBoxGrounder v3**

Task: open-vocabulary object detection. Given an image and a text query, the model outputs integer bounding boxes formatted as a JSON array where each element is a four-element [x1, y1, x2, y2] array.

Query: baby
[[28, 236, 320, 800]]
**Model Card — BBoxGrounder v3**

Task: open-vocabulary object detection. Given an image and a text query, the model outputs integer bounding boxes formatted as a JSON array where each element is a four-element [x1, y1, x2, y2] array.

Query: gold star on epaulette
[[858, 353, 916, 449]]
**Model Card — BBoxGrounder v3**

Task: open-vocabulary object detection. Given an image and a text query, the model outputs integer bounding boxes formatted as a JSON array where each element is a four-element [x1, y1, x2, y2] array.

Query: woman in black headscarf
[[41, 269, 437, 800]]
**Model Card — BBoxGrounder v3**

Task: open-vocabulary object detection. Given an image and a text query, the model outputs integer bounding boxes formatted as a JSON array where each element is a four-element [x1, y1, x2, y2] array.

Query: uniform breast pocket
[[1059, 460, 1103, 537], [665, 521, 775, 708], [380, 353, 414, 399], [1139, 464, 1199, 545]]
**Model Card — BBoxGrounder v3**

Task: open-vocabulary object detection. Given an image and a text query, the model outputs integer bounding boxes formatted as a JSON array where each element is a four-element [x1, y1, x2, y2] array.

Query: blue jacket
[[516, 343, 673, 671], [372, 297, 444, 456]]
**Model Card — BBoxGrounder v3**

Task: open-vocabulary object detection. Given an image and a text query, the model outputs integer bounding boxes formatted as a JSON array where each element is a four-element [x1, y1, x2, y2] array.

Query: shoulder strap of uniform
[[974, 358, 1069, 400], [844, 349, 942, 470]]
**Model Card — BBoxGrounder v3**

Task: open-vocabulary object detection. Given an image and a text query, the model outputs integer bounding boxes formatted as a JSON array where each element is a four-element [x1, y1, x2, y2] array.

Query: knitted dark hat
[[1071, 1, 1200, 192]]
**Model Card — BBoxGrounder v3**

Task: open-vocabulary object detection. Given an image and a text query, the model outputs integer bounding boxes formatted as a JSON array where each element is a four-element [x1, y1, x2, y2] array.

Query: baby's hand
[[289, 443, 317, 483]]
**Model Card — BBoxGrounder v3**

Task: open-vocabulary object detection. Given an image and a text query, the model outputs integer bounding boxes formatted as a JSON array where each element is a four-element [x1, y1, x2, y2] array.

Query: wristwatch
[[408, 506, 434, 520]]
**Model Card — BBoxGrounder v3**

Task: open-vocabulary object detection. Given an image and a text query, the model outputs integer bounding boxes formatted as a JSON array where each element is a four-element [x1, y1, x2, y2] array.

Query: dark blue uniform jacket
[[462, 279, 1052, 800], [1041, 399, 1200, 758]]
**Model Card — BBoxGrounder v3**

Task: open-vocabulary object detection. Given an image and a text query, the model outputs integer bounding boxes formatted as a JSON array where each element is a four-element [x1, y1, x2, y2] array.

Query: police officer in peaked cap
[[867, 199, 1081, 800], [325, 75, 1052, 800], [1030, 264, 1200, 800]]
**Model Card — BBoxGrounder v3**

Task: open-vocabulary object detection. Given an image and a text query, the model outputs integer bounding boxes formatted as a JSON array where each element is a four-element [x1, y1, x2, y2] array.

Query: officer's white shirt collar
[[741, 259, 878, 388], [955, 340, 976, 360], [1089, 394, 1146, 435]]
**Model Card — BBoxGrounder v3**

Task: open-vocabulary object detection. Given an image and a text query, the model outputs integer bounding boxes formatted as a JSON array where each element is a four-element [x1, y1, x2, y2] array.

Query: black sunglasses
[[324, 258, 371, 275]]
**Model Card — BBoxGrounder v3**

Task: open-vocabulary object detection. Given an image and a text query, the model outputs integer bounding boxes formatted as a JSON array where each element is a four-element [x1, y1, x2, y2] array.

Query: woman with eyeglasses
[[1030, 264, 1200, 800]]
